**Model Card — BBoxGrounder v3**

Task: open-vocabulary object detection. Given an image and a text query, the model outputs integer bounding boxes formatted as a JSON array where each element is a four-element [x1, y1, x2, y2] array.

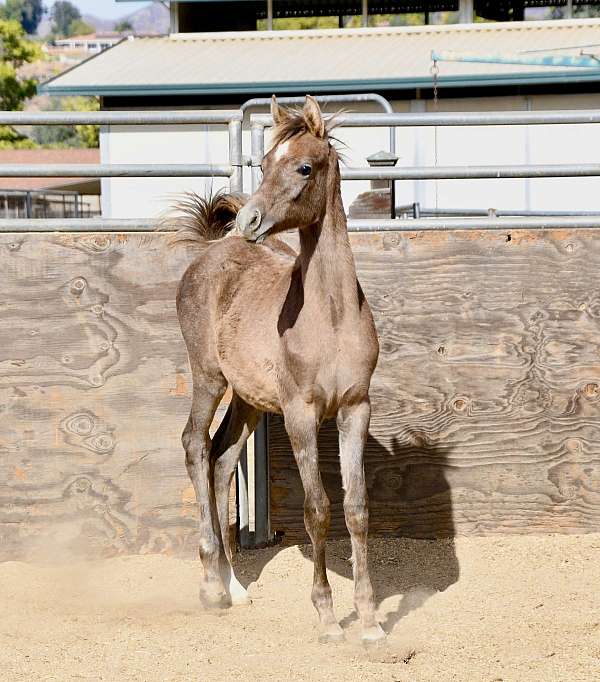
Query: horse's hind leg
[[211, 393, 260, 605], [182, 367, 228, 608]]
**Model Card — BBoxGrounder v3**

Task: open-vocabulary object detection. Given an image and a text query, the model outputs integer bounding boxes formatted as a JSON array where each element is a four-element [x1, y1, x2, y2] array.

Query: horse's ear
[[271, 95, 289, 126], [303, 95, 325, 139]]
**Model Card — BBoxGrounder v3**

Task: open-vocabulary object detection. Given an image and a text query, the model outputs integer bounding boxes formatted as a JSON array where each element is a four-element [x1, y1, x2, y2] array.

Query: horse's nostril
[[249, 209, 262, 230]]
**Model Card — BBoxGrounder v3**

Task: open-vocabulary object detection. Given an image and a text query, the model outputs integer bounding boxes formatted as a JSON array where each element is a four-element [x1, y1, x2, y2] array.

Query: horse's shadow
[[236, 427, 459, 634]]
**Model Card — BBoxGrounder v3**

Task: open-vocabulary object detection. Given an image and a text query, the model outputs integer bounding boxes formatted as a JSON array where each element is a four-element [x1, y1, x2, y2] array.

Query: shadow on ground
[[235, 425, 459, 635]]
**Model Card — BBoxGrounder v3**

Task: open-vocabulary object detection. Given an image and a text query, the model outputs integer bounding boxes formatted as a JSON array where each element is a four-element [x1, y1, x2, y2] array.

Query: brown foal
[[175, 95, 384, 642]]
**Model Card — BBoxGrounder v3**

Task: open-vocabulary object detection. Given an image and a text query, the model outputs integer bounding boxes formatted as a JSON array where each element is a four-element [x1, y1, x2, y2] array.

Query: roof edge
[[39, 69, 600, 98]]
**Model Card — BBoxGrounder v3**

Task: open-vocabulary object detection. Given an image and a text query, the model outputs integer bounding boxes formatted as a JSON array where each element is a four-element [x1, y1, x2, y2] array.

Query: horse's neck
[[299, 164, 359, 320]]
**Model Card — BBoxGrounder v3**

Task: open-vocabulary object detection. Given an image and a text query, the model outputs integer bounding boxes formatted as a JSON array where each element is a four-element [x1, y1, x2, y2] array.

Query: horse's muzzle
[[236, 205, 266, 242]]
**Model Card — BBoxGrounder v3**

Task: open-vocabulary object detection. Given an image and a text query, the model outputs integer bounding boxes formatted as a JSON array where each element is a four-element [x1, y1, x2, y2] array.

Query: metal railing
[[249, 109, 600, 194], [3, 107, 600, 550], [1, 110, 244, 194]]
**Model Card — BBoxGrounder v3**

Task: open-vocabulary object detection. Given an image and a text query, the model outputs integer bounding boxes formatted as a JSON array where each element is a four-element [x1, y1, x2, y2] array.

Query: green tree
[[114, 19, 133, 32], [2, 0, 45, 34], [51, 0, 80, 36], [32, 96, 99, 148], [574, 6, 600, 17], [257, 16, 338, 30], [67, 18, 94, 36], [0, 19, 41, 146], [64, 96, 99, 147]]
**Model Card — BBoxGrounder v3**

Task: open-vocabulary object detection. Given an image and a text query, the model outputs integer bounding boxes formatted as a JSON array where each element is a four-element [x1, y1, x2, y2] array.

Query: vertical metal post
[[170, 1, 179, 33], [237, 445, 250, 548], [254, 414, 270, 546], [250, 119, 271, 546], [267, 0, 273, 30], [250, 122, 265, 192], [565, 0, 573, 19], [236, 118, 249, 545], [459, 0, 474, 23], [25, 191, 32, 218], [361, 0, 368, 26], [228, 119, 243, 194]]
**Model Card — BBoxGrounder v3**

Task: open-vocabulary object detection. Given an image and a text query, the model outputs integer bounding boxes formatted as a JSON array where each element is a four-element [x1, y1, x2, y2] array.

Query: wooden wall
[[2, 228, 600, 560], [0, 232, 212, 560], [270, 229, 600, 543]]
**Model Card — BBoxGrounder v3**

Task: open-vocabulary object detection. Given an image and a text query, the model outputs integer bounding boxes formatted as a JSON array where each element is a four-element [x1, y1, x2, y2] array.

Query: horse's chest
[[281, 320, 375, 409]]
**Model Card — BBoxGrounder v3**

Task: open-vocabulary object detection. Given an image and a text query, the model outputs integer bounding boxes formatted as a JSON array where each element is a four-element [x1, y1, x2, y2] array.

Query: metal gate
[[3, 106, 600, 554]]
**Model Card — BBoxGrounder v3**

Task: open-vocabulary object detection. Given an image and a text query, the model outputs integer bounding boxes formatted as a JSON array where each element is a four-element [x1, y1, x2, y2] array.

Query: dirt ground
[[1, 534, 599, 682]]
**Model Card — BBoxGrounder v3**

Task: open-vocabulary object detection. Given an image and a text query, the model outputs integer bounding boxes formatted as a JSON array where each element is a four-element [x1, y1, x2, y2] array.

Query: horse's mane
[[165, 190, 247, 248], [271, 107, 340, 148]]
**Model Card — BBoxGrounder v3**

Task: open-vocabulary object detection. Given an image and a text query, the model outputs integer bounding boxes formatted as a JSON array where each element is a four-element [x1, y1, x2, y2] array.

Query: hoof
[[228, 575, 252, 606], [361, 624, 386, 645], [199, 586, 230, 610], [230, 589, 252, 607], [318, 623, 345, 644]]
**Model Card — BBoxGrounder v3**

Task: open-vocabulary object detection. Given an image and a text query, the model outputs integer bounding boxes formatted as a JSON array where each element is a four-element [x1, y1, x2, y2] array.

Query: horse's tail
[[165, 190, 247, 248]]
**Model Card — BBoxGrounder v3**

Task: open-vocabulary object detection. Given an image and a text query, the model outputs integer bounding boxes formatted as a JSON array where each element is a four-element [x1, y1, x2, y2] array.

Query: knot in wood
[[70, 277, 87, 296]]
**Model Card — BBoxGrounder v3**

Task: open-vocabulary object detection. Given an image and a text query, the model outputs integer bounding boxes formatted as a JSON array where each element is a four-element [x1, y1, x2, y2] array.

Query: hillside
[[37, 2, 169, 37]]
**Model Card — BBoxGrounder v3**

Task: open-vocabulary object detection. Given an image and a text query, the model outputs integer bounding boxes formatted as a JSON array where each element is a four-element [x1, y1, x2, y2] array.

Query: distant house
[[51, 33, 124, 55], [39, 2, 600, 218], [0, 149, 101, 218]]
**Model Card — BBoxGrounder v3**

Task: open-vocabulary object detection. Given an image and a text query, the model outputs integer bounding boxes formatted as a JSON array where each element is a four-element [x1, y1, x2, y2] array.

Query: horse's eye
[[298, 163, 312, 177]]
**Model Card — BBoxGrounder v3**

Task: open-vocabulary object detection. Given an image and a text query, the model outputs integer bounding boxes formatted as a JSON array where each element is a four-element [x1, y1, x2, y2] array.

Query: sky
[[46, 1, 154, 20]]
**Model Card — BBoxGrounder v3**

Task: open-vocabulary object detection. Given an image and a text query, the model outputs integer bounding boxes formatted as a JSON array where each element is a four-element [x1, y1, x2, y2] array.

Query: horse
[[174, 95, 385, 643]]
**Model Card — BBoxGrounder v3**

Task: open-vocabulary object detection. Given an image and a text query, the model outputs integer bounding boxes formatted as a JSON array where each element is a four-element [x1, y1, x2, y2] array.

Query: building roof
[[54, 33, 123, 43], [40, 19, 600, 97], [0, 148, 100, 194]]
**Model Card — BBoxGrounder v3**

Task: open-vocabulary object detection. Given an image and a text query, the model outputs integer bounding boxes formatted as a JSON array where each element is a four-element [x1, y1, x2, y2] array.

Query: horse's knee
[[344, 501, 369, 535], [182, 428, 208, 469], [304, 496, 331, 532]]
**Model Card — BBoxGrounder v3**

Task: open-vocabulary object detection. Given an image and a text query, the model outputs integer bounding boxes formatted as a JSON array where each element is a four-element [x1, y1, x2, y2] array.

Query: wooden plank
[[269, 229, 600, 542], [0, 233, 233, 560]]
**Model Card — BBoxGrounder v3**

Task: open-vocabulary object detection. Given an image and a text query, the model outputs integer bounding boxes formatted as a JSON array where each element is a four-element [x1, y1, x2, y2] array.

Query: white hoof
[[228, 572, 252, 606], [318, 623, 345, 644], [361, 624, 386, 644]]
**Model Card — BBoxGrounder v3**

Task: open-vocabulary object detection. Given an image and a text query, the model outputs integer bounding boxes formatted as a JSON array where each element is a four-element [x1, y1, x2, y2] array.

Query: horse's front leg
[[337, 399, 385, 642], [284, 403, 344, 643]]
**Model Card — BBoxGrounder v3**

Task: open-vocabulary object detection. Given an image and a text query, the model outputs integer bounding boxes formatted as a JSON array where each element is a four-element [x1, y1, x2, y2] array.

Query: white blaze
[[274, 140, 290, 161]]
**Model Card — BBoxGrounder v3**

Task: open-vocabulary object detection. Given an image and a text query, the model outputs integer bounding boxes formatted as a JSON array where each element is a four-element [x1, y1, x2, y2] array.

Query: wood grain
[[0, 233, 232, 560], [269, 229, 600, 543]]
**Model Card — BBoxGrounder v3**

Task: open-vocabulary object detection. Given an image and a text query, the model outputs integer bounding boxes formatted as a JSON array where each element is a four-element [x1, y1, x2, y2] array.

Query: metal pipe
[[341, 163, 600, 180], [459, 0, 474, 23], [0, 110, 243, 125], [266, 0, 273, 30], [237, 447, 250, 548], [228, 120, 243, 193], [566, 0, 573, 19], [346, 216, 600, 232], [5, 215, 600, 233], [432, 49, 600, 69], [0, 164, 233, 177], [243, 94, 395, 155], [361, 0, 368, 26], [396, 206, 600, 217], [250, 122, 265, 192], [251, 109, 600, 128], [250, 118, 270, 544], [254, 414, 269, 547]]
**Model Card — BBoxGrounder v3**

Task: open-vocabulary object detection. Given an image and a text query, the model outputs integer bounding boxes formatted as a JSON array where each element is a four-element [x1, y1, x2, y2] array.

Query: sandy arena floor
[[1, 535, 599, 681]]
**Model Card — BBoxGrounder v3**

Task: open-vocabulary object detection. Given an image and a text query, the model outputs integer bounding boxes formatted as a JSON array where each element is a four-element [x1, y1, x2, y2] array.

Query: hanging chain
[[431, 59, 440, 112], [430, 59, 440, 210]]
